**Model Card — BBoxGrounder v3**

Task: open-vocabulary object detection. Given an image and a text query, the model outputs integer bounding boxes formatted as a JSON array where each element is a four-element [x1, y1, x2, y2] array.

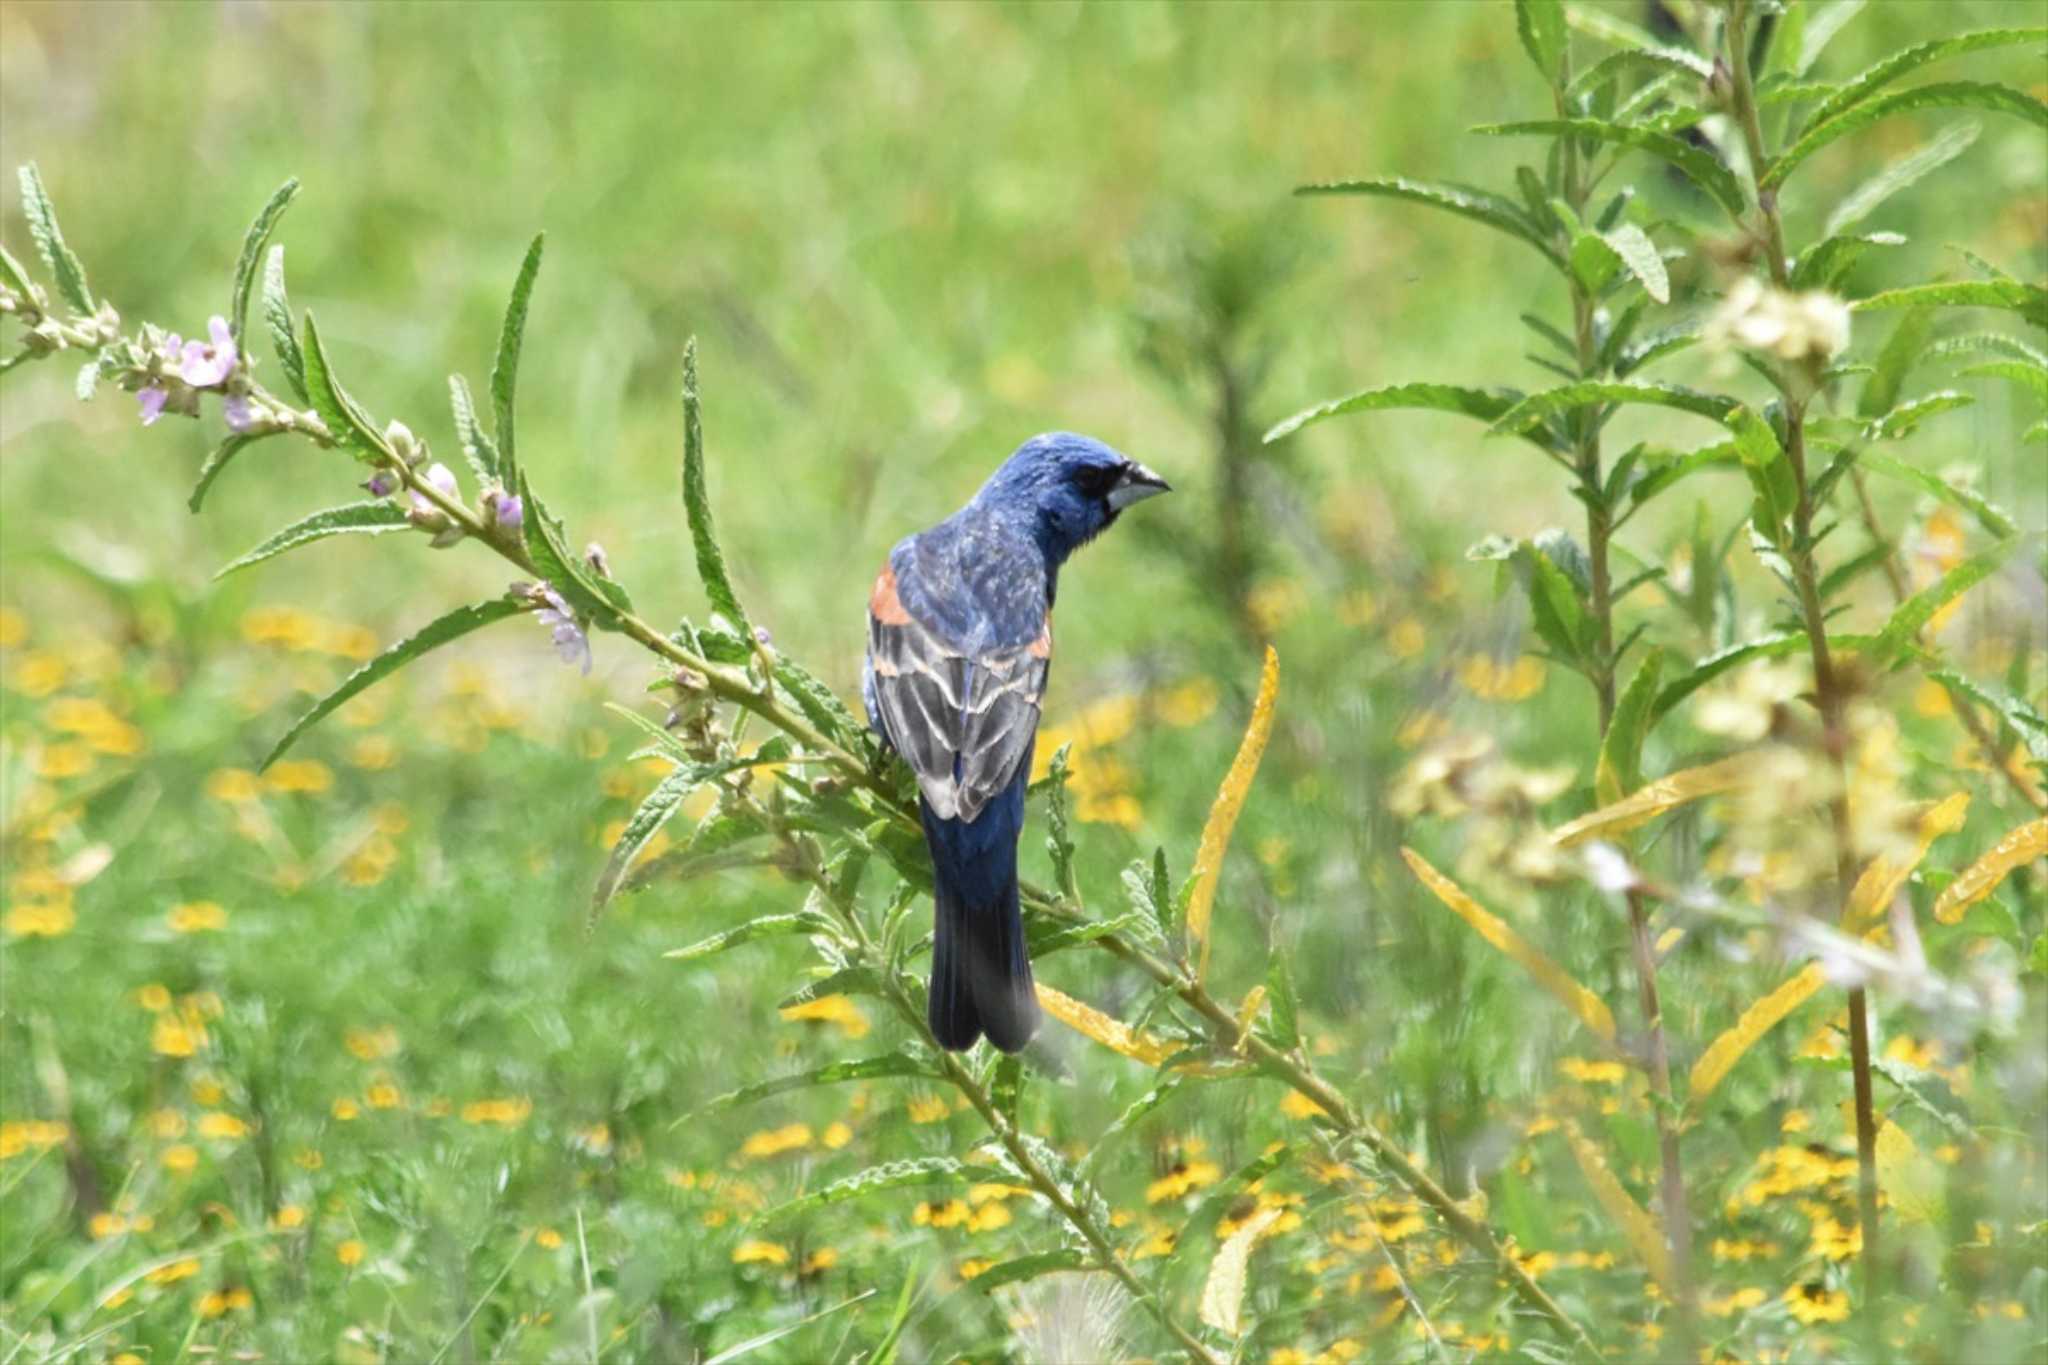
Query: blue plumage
[[864, 433, 1170, 1051]]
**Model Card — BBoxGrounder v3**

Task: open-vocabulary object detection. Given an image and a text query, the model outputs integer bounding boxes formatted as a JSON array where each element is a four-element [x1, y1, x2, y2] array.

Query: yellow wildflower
[[820, 1121, 853, 1149], [3, 902, 75, 937], [344, 1026, 400, 1061], [365, 1081, 404, 1110], [1784, 1282, 1851, 1325], [731, 1239, 790, 1266], [167, 901, 228, 934], [738, 1123, 812, 1160], [34, 742, 93, 779], [916, 1199, 971, 1229], [161, 1144, 199, 1174], [905, 1094, 951, 1125], [265, 759, 333, 795], [274, 1204, 307, 1230], [336, 1239, 366, 1267], [957, 1256, 993, 1280], [152, 1013, 205, 1058], [1387, 617, 1426, 660], [330, 1098, 360, 1121], [0, 606, 24, 646], [1557, 1057, 1625, 1085], [778, 994, 870, 1039], [146, 1257, 201, 1285], [1145, 1159, 1222, 1204], [536, 1227, 564, 1249], [204, 767, 264, 803], [197, 1112, 248, 1140], [461, 1097, 532, 1126], [1156, 677, 1220, 727]]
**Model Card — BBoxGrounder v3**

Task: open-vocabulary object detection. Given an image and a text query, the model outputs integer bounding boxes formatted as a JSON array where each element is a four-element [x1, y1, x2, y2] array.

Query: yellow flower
[[1883, 1036, 1940, 1069], [778, 993, 870, 1039], [738, 1123, 812, 1160], [330, 1098, 361, 1122], [914, 1199, 971, 1229], [365, 1081, 404, 1110], [146, 1257, 201, 1284], [204, 767, 264, 803], [348, 735, 399, 771], [1557, 1057, 1625, 1085], [1784, 1282, 1850, 1324], [135, 983, 172, 1012], [167, 901, 228, 934], [801, 1248, 839, 1275], [336, 1239, 366, 1267], [536, 1227, 564, 1249], [3, 902, 75, 937], [820, 1121, 853, 1149], [1810, 1216, 1862, 1261], [957, 1256, 993, 1280], [1781, 1109, 1810, 1134], [0, 606, 25, 647], [294, 1147, 324, 1170], [904, 1094, 951, 1125], [1156, 677, 1220, 728], [265, 760, 333, 795], [11, 650, 67, 696], [161, 1144, 199, 1173], [274, 1204, 307, 1230], [197, 1111, 248, 1140], [344, 1026, 400, 1061], [1280, 1091, 1328, 1120], [461, 1097, 533, 1126], [33, 742, 93, 779], [152, 1014, 205, 1058], [1387, 616, 1426, 660], [731, 1239, 789, 1266], [1145, 1159, 1222, 1204], [968, 1202, 1012, 1233], [1247, 578, 1307, 635]]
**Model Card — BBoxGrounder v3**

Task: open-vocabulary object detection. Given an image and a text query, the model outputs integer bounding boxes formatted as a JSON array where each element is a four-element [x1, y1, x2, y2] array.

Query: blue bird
[[864, 433, 1171, 1052]]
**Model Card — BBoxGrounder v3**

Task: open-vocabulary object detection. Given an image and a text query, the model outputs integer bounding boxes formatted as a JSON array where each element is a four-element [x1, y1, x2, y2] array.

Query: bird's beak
[[1107, 461, 1172, 511]]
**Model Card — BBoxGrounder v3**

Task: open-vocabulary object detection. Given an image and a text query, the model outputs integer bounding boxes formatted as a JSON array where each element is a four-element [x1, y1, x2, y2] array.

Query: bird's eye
[[1073, 464, 1120, 497]]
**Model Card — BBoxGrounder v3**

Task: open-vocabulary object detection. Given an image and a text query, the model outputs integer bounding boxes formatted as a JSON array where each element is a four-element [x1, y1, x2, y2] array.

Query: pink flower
[[495, 494, 524, 530], [223, 395, 257, 433], [534, 583, 591, 675], [138, 385, 169, 425], [409, 462, 459, 517], [178, 316, 238, 388]]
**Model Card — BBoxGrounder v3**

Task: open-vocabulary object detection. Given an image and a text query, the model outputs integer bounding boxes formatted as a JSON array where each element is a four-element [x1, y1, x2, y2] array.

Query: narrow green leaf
[[1792, 230, 1906, 290], [261, 597, 522, 769], [1295, 177, 1560, 267], [967, 1249, 1092, 1292], [1859, 453, 2016, 539], [1804, 28, 2047, 130], [779, 965, 887, 1011], [1027, 910, 1150, 960], [1767, 82, 2047, 192], [1864, 390, 1974, 441], [1492, 380, 1781, 466], [1514, 540, 1592, 667], [663, 912, 839, 965], [1929, 333, 2048, 367], [1931, 670, 2048, 763], [1473, 118, 1746, 217], [702, 1055, 935, 1118], [216, 501, 408, 578], [490, 233, 545, 487], [448, 373, 500, 488], [1515, 0, 1568, 84], [679, 337, 753, 630], [519, 473, 633, 621], [17, 163, 91, 313], [186, 434, 266, 513], [702, 1292, 877, 1365], [1081, 1074, 1188, 1178], [1791, 0, 1868, 77], [772, 653, 864, 749], [1615, 320, 1701, 376], [1264, 382, 1525, 444], [1265, 953, 1301, 1052], [1817, 542, 1897, 601], [1597, 649, 1664, 805], [1600, 223, 1669, 303], [1960, 359, 2048, 403], [1560, 4, 1663, 53], [262, 245, 308, 404], [594, 766, 710, 914], [0, 243, 38, 305], [229, 178, 299, 342], [1858, 307, 1937, 419], [755, 1157, 970, 1222], [1629, 441, 1738, 504], [1651, 632, 1877, 724], [300, 312, 387, 460], [1876, 537, 2020, 659], [1044, 743, 1078, 900], [1824, 122, 1978, 238], [1569, 230, 1620, 294], [1565, 43, 1712, 98]]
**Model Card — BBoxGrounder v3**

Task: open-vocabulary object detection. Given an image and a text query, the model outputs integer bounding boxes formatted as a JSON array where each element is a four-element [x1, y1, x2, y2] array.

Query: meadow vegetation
[[1, 3, 2044, 1362]]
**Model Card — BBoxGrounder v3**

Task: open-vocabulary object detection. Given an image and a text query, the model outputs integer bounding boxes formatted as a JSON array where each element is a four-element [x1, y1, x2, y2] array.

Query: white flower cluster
[[1705, 278, 1851, 367]]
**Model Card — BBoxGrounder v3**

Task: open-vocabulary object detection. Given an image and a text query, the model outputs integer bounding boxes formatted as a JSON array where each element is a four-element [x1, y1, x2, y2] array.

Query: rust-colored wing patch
[[869, 563, 913, 626]]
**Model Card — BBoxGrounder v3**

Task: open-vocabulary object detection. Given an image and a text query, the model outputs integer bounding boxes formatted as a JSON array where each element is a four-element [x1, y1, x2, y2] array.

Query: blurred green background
[[2, 2, 2044, 1362]]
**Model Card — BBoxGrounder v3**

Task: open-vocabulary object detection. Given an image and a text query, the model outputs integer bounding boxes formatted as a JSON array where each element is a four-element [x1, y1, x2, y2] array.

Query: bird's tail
[[924, 808, 1038, 1054]]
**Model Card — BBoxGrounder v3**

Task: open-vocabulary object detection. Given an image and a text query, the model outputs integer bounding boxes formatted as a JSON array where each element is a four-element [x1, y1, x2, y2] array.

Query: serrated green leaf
[[1931, 670, 2048, 763], [1264, 382, 1526, 445], [1864, 390, 1975, 441], [0, 242, 38, 306], [678, 336, 753, 631], [1027, 910, 1150, 960], [1792, 230, 1907, 291], [1629, 441, 1738, 505], [1616, 320, 1701, 377], [779, 965, 888, 1011], [229, 178, 299, 342], [1561, 3, 1663, 53], [1804, 28, 2047, 131], [773, 652, 864, 749], [1597, 649, 1664, 805], [1569, 230, 1620, 294], [702, 1291, 878, 1365], [1474, 118, 1746, 217], [1565, 42, 1713, 98], [965, 1249, 1093, 1292], [261, 596, 522, 769], [490, 233, 544, 487], [594, 766, 711, 914], [1859, 453, 2016, 539], [1650, 632, 1837, 724], [187, 434, 274, 513], [215, 500, 408, 579], [1081, 1074, 1187, 1178], [1960, 359, 2048, 403], [755, 1156, 968, 1224], [1857, 306, 1936, 420], [1491, 380, 1781, 466], [1930, 332, 2048, 367], [1599, 223, 1668, 303], [448, 373, 500, 488], [518, 472, 632, 621], [1791, 0, 1869, 77], [1044, 742, 1077, 901], [1824, 122, 1978, 239], [300, 312, 387, 460], [702, 1055, 935, 1120], [17, 164, 91, 313], [1294, 177, 1561, 267], [1876, 536, 2020, 660], [1515, 0, 1568, 84], [1514, 540, 1591, 666], [664, 913, 837, 963], [261, 245, 308, 404], [1769, 82, 2048, 192]]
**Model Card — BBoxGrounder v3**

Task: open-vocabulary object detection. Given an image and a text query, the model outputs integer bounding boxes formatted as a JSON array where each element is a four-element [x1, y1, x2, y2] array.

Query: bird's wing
[[867, 560, 1049, 823]]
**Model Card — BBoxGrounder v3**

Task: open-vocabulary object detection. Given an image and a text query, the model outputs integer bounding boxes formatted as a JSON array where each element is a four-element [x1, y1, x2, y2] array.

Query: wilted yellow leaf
[[1198, 1204, 1282, 1336], [1035, 983, 1174, 1067], [1844, 792, 1969, 932], [1875, 1120, 1944, 1225], [1689, 964, 1827, 1103], [1186, 647, 1280, 982], [1549, 755, 1752, 848], [1400, 847, 1616, 1042], [1564, 1122, 1673, 1295], [1232, 985, 1267, 1053], [1934, 817, 2047, 925]]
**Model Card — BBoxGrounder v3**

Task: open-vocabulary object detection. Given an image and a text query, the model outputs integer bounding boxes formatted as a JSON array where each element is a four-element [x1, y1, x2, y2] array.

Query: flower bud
[[384, 419, 420, 465], [585, 542, 612, 579]]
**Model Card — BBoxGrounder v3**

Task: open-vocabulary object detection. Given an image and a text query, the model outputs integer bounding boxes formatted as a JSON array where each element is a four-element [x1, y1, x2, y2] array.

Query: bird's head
[[974, 432, 1171, 562]]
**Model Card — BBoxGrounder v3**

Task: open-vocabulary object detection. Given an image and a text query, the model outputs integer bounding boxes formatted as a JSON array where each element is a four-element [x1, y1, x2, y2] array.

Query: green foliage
[[1767, 80, 2048, 190], [17, 162, 92, 313], [215, 500, 410, 578], [680, 336, 751, 632], [490, 233, 545, 488], [228, 178, 299, 343], [300, 312, 390, 460], [260, 244, 308, 403]]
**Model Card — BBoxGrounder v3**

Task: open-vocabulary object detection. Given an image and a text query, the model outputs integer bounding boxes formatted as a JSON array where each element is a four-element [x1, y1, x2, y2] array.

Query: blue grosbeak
[[864, 433, 1170, 1052]]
